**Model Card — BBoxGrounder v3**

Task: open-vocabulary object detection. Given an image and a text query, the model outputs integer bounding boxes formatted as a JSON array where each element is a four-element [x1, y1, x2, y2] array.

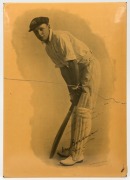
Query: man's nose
[[39, 30, 44, 35]]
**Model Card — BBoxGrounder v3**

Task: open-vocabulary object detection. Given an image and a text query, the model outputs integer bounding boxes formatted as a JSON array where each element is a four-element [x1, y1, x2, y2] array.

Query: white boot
[[60, 154, 84, 166]]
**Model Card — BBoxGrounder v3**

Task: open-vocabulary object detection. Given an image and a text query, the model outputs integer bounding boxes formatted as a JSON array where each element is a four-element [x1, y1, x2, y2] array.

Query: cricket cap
[[29, 17, 49, 32]]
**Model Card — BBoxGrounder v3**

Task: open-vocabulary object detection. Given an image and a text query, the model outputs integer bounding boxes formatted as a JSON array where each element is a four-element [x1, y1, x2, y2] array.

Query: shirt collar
[[49, 28, 52, 42]]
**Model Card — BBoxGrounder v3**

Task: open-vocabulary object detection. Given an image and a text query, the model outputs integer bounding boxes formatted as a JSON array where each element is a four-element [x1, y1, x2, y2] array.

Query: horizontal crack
[[4, 77, 126, 104]]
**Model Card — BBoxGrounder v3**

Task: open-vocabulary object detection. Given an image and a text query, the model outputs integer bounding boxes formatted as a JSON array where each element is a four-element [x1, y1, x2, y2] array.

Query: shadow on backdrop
[[12, 9, 114, 165]]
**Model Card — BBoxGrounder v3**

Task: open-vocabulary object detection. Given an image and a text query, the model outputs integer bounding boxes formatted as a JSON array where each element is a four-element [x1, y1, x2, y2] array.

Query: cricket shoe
[[57, 147, 71, 157], [60, 155, 84, 166]]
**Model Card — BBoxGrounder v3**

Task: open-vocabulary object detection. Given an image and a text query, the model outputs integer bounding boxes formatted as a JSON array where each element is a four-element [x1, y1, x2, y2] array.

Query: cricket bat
[[49, 104, 74, 158]]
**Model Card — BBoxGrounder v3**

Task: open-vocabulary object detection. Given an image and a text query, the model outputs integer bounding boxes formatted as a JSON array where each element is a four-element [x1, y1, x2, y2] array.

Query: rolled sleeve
[[59, 34, 76, 61]]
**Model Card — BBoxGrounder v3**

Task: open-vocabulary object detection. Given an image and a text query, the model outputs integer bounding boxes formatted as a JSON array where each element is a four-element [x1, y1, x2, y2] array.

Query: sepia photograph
[[3, 2, 127, 177]]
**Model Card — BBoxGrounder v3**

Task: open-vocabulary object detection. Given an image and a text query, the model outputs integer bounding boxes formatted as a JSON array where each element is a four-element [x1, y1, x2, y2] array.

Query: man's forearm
[[68, 60, 79, 88]]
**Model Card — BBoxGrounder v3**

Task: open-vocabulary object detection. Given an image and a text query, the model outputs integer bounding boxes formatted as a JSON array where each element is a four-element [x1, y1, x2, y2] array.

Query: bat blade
[[49, 104, 74, 159]]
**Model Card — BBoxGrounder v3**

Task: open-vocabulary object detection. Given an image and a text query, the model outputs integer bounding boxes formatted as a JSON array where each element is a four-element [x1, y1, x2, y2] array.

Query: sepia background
[[4, 3, 126, 177]]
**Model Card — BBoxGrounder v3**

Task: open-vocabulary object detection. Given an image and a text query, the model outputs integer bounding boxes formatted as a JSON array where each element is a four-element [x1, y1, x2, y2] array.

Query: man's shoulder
[[52, 30, 71, 40]]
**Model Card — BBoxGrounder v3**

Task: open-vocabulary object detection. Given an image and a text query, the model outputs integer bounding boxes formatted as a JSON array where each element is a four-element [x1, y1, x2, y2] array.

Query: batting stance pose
[[29, 17, 101, 166]]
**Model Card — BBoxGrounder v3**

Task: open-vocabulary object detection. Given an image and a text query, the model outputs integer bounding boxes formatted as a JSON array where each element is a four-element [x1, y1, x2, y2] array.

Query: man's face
[[33, 23, 50, 42]]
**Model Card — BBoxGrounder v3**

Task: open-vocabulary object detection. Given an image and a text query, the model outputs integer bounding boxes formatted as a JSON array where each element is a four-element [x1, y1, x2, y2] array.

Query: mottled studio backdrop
[[12, 8, 114, 163]]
